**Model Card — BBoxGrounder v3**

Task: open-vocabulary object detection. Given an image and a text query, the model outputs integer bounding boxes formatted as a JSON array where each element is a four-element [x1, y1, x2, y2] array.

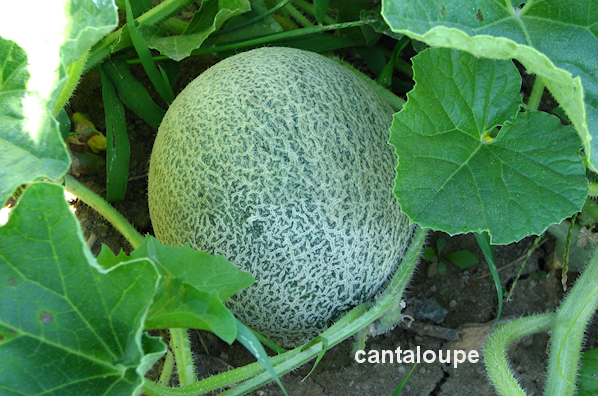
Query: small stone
[[413, 297, 448, 324], [449, 300, 458, 308]]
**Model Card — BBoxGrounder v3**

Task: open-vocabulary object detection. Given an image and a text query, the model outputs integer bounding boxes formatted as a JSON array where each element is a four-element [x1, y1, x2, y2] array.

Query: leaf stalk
[[64, 174, 145, 249]]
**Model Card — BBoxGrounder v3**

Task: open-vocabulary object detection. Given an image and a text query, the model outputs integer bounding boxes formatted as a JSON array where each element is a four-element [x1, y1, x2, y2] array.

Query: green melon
[[148, 47, 414, 346]]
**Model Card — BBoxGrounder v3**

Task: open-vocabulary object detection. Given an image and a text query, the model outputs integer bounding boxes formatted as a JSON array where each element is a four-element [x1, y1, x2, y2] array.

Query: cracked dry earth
[[68, 57, 598, 396]]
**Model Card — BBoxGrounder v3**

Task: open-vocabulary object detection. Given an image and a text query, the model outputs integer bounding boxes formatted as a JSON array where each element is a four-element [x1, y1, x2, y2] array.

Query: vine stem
[[484, 242, 598, 396], [285, 3, 314, 28], [527, 75, 545, 111], [171, 328, 197, 385], [484, 313, 554, 396], [142, 226, 426, 395], [545, 244, 598, 395], [64, 174, 144, 249], [53, 48, 89, 116]]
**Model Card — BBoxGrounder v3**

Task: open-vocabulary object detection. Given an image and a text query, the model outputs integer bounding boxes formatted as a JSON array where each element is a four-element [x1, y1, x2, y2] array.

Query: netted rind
[[148, 47, 414, 346]]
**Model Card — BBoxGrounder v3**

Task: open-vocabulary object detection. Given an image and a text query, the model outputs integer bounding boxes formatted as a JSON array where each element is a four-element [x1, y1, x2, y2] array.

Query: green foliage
[[0, 183, 165, 396], [391, 363, 418, 396], [313, 0, 330, 24], [98, 236, 255, 343], [138, 0, 251, 61], [100, 65, 130, 202], [547, 220, 598, 272], [381, 0, 598, 172], [0, 0, 118, 206], [1, 0, 598, 395], [125, 0, 175, 104], [423, 237, 479, 275], [390, 47, 587, 245], [102, 58, 166, 128], [578, 348, 598, 396], [235, 320, 288, 395], [0, 37, 70, 207]]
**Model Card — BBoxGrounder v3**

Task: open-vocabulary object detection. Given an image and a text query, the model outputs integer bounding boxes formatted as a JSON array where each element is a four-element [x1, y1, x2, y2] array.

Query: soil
[[66, 51, 598, 396]]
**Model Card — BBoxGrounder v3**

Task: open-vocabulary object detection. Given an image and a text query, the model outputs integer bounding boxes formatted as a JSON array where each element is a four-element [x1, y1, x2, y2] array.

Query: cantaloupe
[[148, 47, 414, 346]]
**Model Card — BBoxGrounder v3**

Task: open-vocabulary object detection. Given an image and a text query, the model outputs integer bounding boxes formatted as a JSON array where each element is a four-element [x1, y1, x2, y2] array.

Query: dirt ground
[[67, 52, 598, 396]]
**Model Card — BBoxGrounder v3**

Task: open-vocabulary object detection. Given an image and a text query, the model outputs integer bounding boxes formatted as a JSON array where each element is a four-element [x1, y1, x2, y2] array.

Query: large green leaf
[[98, 236, 254, 343], [60, 0, 119, 67], [138, 0, 251, 61], [390, 48, 587, 244], [0, 0, 118, 206], [0, 37, 69, 207], [0, 183, 165, 396], [381, 0, 598, 172]]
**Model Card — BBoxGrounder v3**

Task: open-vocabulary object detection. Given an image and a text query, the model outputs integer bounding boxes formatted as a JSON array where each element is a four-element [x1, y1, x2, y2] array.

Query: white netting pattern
[[148, 47, 415, 346]]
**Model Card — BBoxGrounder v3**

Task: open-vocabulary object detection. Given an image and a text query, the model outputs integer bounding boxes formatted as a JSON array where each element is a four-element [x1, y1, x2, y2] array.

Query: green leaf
[[98, 236, 255, 343], [390, 48, 587, 244], [236, 319, 288, 396], [446, 250, 479, 269], [381, 0, 598, 172], [300, 336, 329, 381], [102, 58, 166, 128], [0, 183, 164, 396], [437, 261, 447, 275], [100, 65, 130, 202], [436, 237, 447, 255], [125, 0, 175, 104], [0, 37, 69, 207], [314, 0, 330, 25], [60, 0, 119, 68], [391, 362, 418, 395], [138, 0, 251, 61], [0, 0, 118, 206], [132, 236, 255, 301], [210, 0, 284, 44], [578, 348, 598, 396], [56, 108, 71, 140], [145, 276, 237, 342], [475, 232, 502, 322], [422, 246, 437, 261]]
